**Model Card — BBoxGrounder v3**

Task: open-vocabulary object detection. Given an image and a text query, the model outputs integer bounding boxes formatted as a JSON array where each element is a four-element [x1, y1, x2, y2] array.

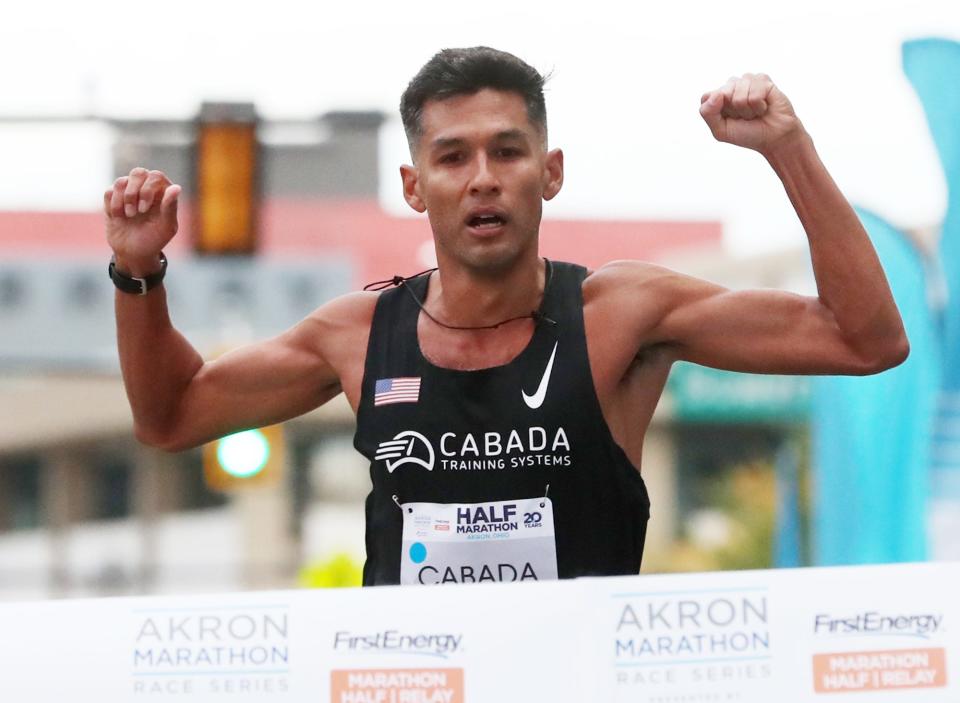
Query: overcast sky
[[2, 0, 956, 257]]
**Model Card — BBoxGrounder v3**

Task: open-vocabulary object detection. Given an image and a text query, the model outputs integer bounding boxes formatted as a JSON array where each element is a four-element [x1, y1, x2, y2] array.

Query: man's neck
[[427, 253, 546, 328]]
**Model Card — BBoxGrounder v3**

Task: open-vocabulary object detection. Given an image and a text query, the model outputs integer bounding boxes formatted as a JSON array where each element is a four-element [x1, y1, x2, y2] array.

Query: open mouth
[[466, 212, 508, 230]]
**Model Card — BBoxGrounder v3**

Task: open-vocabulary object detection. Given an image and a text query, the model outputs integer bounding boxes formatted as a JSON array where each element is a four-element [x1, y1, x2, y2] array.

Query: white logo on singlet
[[522, 341, 558, 410], [375, 431, 435, 472]]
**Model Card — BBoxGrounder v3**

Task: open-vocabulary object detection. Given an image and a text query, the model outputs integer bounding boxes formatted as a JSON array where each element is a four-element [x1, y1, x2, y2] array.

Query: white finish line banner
[[0, 562, 956, 702]]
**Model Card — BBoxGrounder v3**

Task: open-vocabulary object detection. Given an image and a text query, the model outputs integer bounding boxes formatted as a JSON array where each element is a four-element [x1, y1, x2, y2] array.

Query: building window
[[1, 455, 42, 530]]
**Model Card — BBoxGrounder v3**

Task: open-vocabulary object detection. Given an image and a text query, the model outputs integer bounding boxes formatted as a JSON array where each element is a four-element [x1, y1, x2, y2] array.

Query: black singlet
[[353, 260, 651, 586]]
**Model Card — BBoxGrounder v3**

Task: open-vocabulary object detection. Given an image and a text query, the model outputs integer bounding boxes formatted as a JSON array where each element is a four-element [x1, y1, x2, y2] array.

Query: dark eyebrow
[[429, 129, 530, 151], [491, 129, 527, 142], [429, 136, 467, 151]]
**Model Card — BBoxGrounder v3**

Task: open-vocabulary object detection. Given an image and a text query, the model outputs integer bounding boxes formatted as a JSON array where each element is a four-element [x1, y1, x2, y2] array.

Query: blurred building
[[0, 106, 813, 599]]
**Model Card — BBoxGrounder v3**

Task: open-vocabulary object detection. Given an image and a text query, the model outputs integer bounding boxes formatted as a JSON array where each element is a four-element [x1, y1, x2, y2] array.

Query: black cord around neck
[[363, 268, 438, 292], [362, 260, 557, 330]]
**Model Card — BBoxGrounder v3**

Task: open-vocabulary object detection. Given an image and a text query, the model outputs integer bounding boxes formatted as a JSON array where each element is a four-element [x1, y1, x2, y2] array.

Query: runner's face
[[401, 89, 563, 272]]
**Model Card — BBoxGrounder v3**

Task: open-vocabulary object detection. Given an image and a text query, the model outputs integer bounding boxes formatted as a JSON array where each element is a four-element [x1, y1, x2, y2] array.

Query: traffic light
[[203, 424, 285, 492], [194, 102, 259, 255]]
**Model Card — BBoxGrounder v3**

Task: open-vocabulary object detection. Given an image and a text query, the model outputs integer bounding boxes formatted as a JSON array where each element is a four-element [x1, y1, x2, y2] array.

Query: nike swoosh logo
[[522, 341, 558, 410]]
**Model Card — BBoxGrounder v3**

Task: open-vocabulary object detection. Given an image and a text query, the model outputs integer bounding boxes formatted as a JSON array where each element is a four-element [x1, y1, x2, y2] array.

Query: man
[[105, 47, 908, 586]]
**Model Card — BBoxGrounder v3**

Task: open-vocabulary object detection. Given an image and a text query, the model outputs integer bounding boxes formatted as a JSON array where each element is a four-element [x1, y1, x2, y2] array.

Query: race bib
[[399, 496, 558, 585]]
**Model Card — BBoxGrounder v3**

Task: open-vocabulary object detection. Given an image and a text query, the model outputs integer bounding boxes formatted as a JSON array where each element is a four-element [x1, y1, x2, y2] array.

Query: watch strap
[[108, 252, 167, 295]]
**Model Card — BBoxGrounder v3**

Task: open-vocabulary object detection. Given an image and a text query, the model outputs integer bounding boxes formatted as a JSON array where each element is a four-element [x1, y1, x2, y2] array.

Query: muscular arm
[[116, 282, 352, 451], [646, 130, 908, 374], [764, 130, 907, 368], [597, 74, 908, 378], [107, 168, 371, 452]]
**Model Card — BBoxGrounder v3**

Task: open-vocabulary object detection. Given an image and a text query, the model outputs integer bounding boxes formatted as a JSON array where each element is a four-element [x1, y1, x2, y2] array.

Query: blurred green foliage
[[646, 459, 780, 573]]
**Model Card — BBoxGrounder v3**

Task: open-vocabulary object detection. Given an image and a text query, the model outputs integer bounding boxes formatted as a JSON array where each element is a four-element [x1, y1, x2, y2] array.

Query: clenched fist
[[104, 167, 181, 277], [699, 73, 805, 156]]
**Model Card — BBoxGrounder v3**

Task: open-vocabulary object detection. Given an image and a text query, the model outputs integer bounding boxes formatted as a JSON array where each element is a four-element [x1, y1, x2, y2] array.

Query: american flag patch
[[374, 377, 421, 406]]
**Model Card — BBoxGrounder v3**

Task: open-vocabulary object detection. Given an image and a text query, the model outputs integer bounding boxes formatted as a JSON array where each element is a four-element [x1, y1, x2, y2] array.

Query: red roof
[[0, 199, 720, 286]]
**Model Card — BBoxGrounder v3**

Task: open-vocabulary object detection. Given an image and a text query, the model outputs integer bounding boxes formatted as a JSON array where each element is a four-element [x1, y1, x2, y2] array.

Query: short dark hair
[[400, 46, 549, 155]]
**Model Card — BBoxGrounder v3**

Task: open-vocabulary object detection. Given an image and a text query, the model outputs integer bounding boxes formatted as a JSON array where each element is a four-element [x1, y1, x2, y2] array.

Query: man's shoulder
[[582, 259, 681, 301], [304, 290, 381, 335]]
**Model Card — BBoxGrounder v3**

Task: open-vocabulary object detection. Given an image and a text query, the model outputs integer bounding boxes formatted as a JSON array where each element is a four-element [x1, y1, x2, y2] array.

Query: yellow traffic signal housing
[[194, 102, 259, 255], [203, 424, 285, 492]]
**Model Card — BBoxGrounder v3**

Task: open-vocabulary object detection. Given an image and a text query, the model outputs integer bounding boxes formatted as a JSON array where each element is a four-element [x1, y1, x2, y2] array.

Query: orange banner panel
[[812, 648, 947, 694], [330, 668, 465, 703]]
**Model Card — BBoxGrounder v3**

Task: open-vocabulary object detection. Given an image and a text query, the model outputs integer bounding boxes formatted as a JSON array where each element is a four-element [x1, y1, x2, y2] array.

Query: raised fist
[[699, 73, 804, 156], [104, 168, 181, 276]]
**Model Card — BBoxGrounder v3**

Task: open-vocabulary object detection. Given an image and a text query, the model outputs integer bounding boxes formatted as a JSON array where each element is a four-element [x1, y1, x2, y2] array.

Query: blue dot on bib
[[409, 542, 427, 564]]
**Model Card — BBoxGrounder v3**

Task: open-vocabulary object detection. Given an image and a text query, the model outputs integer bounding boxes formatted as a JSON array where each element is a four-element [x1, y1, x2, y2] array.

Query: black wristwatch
[[108, 252, 168, 295]]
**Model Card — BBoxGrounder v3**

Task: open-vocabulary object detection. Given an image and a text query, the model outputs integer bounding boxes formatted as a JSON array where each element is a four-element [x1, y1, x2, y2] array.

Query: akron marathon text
[[134, 612, 289, 669], [615, 595, 771, 659]]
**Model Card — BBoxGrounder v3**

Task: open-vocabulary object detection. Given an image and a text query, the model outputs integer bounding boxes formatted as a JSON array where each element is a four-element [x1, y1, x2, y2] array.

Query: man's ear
[[400, 164, 426, 213], [542, 148, 564, 201]]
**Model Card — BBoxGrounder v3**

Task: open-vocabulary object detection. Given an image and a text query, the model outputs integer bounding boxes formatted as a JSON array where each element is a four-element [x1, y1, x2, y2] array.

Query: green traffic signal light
[[203, 424, 284, 491], [217, 429, 270, 478]]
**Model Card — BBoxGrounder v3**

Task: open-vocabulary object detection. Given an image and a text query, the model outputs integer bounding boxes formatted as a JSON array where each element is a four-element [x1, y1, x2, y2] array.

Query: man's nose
[[468, 153, 501, 195]]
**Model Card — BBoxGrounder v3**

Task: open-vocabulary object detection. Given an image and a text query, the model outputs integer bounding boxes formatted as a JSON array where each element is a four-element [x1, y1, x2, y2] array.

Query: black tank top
[[353, 260, 650, 585]]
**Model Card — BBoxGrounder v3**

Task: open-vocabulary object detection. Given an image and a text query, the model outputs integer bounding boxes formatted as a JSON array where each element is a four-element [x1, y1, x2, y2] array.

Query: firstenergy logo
[[375, 431, 435, 473], [333, 630, 462, 658], [814, 612, 944, 639]]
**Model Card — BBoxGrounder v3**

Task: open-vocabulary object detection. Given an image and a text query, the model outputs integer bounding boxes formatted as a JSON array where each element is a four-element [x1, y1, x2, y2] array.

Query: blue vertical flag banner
[[903, 38, 960, 559], [811, 209, 939, 565], [903, 39, 960, 377]]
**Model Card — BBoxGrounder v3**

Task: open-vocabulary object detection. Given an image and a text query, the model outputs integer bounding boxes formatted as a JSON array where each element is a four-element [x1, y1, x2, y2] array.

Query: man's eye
[[497, 148, 520, 158], [439, 153, 462, 164]]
